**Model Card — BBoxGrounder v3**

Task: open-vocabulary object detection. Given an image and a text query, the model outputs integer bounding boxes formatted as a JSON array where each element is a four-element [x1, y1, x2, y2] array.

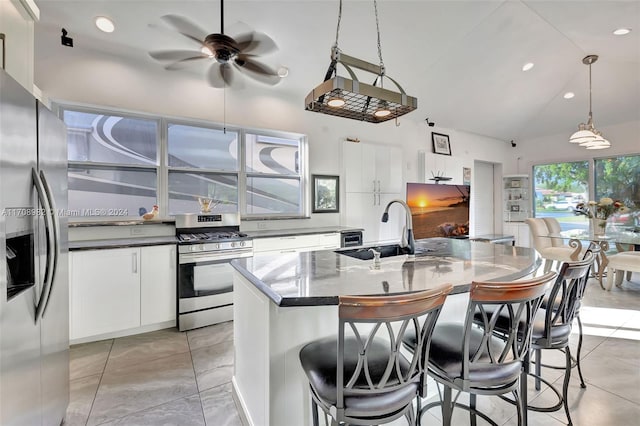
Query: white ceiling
[[33, 0, 640, 141]]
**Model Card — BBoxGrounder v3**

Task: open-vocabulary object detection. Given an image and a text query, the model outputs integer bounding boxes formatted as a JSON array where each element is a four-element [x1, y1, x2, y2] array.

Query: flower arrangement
[[574, 198, 627, 220]]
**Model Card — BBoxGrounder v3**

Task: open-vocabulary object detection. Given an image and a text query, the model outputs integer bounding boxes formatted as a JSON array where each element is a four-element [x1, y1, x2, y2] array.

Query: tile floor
[[67, 276, 640, 425]]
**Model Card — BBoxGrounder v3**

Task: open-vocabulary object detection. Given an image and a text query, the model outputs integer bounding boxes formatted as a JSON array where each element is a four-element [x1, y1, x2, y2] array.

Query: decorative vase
[[591, 218, 607, 236]]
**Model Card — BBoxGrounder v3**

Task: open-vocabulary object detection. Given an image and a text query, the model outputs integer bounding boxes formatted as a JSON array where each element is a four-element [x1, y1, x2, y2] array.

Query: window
[[61, 105, 307, 220], [63, 109, 159, 218], [167, 123, 239, 215], [533, 161, 589, 232], [244, 133, 304, 216], [595, 155, 640, 226]]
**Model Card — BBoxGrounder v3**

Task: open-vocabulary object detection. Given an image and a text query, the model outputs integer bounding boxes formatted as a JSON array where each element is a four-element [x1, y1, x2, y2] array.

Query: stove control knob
[[217, 243, 221, 249], [199, 244, 205, 252], [240, 241, 246, 247], [231, 242, 237, 248]]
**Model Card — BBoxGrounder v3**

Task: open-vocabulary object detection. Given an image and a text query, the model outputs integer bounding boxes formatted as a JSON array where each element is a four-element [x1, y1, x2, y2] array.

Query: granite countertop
[[69, 236, 177, 251], [231, 238, 541, 307], [244, 226, 363, 239]]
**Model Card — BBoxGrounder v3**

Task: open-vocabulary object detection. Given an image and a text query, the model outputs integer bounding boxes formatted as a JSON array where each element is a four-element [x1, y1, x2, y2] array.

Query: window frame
[[57, 102, 309, 221]]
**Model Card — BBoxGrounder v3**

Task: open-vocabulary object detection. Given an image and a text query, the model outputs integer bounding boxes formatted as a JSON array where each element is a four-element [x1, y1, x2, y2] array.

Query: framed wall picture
[[431, 132, 451, 156], [510, 179, 521, 188], [312, 175, 339, 213], [510, 204, 520, 212]]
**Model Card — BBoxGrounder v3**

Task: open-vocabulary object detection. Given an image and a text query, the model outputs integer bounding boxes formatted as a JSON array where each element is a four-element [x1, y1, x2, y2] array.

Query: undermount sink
[[336, 244, 412, 260]]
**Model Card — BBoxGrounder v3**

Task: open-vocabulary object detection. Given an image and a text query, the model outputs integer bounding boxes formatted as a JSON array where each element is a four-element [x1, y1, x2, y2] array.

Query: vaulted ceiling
[[34, 1, 640, 141]]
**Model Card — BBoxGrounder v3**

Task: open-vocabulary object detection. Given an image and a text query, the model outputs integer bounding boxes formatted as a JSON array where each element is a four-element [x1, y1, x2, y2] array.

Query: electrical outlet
[[257, 222, 267, 230]]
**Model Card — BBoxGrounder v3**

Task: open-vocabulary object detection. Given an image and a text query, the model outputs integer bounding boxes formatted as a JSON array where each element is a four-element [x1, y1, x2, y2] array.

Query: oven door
[[177, 249, 250, 314]]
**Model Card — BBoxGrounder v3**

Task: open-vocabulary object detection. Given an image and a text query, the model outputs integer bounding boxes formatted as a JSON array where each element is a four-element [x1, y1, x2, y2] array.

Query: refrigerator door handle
[[32, 168, 54, 322], [39, 170, 60, 317]]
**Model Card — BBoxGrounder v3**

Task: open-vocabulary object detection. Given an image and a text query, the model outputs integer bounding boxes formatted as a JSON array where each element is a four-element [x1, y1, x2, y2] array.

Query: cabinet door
[[140, 245, 176, 326], [0, 1, 35, 93], [70, 248, 141, 340], [345, 193, 404, 245], [377, 193, 405, 244], [376, 145, 403, 193]]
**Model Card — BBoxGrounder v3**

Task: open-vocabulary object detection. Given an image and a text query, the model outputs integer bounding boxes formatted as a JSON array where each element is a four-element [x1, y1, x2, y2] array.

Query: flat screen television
[[406, 183, 470, 239]]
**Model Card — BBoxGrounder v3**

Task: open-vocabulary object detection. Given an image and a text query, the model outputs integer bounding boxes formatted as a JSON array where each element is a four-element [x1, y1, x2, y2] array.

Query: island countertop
[[231, 238, 541, 306]]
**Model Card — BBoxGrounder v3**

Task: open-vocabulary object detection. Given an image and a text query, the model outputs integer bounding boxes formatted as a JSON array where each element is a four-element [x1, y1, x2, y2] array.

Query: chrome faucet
[[381, 199, 415, 255]]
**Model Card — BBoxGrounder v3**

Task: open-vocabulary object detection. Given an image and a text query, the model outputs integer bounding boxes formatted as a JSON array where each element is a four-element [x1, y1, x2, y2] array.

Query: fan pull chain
[[334, 0, 343, 50]]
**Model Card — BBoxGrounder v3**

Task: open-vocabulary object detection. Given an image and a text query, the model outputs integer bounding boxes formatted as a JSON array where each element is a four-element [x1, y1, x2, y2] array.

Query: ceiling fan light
[[201, 46, 214, 58], [585, 138, 611, 149], [569, 129, 596, 144]]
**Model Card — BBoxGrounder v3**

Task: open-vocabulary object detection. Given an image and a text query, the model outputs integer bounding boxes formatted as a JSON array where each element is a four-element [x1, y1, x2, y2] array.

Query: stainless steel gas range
[[175, 213, 252, 331]]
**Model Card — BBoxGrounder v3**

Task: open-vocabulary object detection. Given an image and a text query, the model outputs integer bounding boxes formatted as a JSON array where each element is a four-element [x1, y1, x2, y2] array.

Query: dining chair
[[605, 251, 640, 290], [403, 272, 556, 426], [526, 218, 578, 272], [299, 285, 452, 426]]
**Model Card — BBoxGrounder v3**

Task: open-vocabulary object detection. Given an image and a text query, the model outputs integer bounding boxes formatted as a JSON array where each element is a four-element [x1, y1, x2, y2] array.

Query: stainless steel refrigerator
[[1, 69, 69, 425]]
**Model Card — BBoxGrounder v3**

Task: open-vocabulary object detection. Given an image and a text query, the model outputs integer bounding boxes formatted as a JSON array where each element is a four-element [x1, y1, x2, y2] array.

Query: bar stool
[[477, 255, 593, 426], [299, 285, 452, 426], [404, 272, 556, 426]]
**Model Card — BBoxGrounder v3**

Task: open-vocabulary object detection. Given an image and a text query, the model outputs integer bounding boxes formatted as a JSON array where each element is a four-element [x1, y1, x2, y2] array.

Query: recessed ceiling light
[[95, 16, 115, 33], [277, 66, 289, 78], [613, 28, 631, 36], [563, 92, 575, 99], [522, 62, 535, 72]]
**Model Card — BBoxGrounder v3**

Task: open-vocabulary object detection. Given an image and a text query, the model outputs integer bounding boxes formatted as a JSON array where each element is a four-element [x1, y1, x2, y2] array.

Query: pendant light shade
[[569, 55, 610, 149]]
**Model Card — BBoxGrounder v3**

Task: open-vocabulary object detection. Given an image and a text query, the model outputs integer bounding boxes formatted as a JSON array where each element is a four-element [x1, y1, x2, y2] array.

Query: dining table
[[559, 224, 640, 288]]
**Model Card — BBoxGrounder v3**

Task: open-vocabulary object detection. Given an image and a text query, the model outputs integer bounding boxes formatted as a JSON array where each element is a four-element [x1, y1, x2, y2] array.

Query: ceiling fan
[[148, 0, 280, 88]]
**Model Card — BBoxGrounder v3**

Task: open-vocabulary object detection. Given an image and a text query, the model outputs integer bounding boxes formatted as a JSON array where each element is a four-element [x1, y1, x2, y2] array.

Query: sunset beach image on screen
[[406, 183, 470, 239]]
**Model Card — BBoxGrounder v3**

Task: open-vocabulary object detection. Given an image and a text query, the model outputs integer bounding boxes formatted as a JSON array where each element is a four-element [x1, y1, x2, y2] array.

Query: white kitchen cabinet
[[343, 142, 404, 245], [70, 248, 141, 340], [345, 192, 404, 245], [70, 244, 177, 341], [343, 142, 403, 194], [0, 0, 37, 93], [253, 233, 340, 254], [503, 222, 531, 248], [140, 245, 176, 326]]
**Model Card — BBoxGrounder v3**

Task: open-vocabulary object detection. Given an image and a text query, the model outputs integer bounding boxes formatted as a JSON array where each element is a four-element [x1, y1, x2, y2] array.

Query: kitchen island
[[230, 238, 540, 426]]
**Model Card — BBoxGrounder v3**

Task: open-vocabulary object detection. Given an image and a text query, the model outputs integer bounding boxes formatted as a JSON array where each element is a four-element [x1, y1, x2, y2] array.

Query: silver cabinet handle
[[39, 170, 60, 318], [377, 180, 381, 192], [373, 193, 377, 205], [133, 252, 138, 273], [373, 180, 376, 192]]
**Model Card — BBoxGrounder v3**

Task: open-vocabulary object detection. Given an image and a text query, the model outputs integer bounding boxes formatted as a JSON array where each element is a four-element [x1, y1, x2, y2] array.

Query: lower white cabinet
[[70, 245, 176, 341], [253, 233, 340, 254], [503, 222, 531, 248]]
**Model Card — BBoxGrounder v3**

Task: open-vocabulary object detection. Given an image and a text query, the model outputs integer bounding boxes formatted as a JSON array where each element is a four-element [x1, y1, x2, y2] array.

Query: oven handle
[[179, 249, 253, 264]]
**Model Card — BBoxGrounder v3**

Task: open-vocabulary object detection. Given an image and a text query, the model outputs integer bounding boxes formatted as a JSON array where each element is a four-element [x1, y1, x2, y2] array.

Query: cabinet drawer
[[253, 233, 340, 253]]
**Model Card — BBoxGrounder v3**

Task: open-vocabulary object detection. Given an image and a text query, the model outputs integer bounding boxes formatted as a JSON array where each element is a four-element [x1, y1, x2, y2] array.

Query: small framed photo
[[312, 175, 339, 213], [432, 132, 451, 156], [510, 204, 520, 212], [510, 180, 521, 188]]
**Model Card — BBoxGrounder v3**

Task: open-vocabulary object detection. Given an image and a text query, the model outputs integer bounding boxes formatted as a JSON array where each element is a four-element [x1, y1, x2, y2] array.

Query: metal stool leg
[[535, 348, 542, 391], [576, 315, 586, 389], [563, 347, 574, 426], [442, 386, 453, 426]]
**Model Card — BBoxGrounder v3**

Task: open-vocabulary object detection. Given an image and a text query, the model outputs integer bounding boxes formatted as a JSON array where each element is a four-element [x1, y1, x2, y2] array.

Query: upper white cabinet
[[344, 142, 403, 194], [343, 142, 404, 244], [0, 0, 38, 93]]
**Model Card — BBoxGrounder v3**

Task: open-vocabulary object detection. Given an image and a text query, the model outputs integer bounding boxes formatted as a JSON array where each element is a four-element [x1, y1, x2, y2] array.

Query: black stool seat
[[300, 336, 418, 415]]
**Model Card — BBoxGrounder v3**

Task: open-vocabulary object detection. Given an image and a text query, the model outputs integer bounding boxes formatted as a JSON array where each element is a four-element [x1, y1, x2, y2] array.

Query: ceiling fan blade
[[159, 15, 208, 45], [149, 49, 205, 62], [207, 63, 227, 88], [207, 63, 245, 89], [165, 56, 209, 70], [235, 55, 280, 85], [234, 30, 278, 56]]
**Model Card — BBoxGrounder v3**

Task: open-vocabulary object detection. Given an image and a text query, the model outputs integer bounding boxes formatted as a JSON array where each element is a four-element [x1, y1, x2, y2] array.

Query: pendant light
[[304, 0, 417, 123], [569, 55, 610, 149]]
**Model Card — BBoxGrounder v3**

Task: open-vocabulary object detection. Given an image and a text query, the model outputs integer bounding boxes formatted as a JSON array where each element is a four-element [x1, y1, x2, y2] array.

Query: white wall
[[505, 120, 640, 175], [35, 44, 511, 231]]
